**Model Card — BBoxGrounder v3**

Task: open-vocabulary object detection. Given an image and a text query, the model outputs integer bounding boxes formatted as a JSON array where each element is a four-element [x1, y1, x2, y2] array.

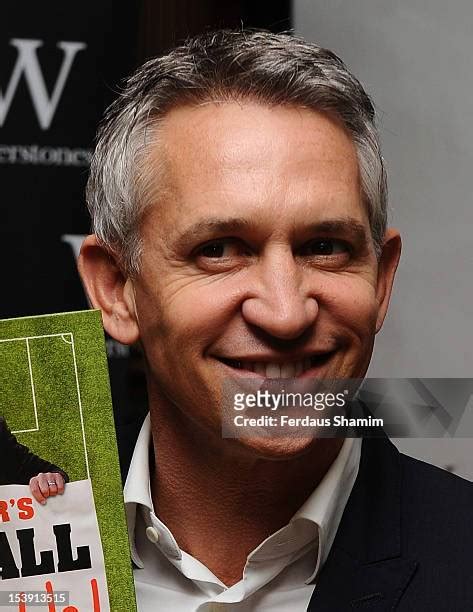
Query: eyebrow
[[172, 218, 252, 251], [305, 219, 371, 246], [171, 216, 371, 251]]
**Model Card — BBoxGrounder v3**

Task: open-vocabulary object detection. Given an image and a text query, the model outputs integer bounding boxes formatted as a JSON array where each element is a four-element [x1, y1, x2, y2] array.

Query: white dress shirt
[[124, 415, 361, 611]]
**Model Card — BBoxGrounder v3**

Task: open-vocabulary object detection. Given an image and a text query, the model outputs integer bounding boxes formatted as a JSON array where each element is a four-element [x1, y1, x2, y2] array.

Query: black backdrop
[[1, 1, 139, 318]]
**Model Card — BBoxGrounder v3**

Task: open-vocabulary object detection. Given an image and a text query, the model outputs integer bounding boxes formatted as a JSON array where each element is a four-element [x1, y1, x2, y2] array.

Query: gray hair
[[87, 29, 387, 276]]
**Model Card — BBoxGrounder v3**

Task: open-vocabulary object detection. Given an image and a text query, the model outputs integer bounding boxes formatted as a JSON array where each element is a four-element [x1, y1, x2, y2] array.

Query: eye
[[299, 238, 350, 257], [194, 239, 252, 264], [197, 240, 230, 259]]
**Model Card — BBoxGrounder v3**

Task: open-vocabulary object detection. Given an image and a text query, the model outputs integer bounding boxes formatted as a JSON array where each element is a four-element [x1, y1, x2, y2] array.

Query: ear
[[78, 235, 140, 345], [375, 228, 402, 333]]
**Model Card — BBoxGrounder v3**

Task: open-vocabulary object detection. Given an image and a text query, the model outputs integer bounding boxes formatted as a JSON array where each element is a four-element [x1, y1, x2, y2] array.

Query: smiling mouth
[[218, 353, 335, 378]]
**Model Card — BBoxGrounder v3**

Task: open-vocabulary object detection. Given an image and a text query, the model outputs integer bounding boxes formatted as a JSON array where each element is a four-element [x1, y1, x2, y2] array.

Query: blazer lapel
[[307, 436, 418, 610]]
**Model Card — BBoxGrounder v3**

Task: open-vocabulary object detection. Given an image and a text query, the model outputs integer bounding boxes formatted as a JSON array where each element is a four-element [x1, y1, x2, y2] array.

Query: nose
[[241, 248, 318, 340]]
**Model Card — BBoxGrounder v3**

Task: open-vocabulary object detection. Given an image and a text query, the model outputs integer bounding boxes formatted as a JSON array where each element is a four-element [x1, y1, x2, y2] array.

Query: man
[[78, 30, 473, 610], [0, 416, 68, 503]]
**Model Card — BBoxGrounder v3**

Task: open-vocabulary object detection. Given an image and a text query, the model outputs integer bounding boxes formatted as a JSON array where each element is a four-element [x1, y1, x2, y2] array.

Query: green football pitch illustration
[[0, 332, 88, 481], [0, 310, 137, 612]]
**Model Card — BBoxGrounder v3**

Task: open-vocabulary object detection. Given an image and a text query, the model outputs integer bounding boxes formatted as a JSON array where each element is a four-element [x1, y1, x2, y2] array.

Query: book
[[0, 310, 137, 612]]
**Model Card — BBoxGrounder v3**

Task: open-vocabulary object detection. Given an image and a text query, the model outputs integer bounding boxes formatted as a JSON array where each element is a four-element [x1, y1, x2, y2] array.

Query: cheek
[[320, 276, 379, 337], [137, 275, 242, 355]]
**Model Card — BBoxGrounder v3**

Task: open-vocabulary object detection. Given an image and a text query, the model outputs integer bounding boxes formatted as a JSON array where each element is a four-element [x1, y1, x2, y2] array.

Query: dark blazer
[[0, 417, 69, 485], [308, 436, 473, 610]]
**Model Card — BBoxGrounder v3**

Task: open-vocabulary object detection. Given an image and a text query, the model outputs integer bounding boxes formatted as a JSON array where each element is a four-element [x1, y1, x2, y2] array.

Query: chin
[[236, 434, 319, 461]]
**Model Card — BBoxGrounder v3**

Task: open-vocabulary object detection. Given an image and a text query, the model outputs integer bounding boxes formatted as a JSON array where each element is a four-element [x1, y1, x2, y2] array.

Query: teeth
[[254, 362, 266, 376], [266, 363, 281, 378], [280, 362, 296, 378], [224, 355, 331, 378], [244, 359, 315, 378]]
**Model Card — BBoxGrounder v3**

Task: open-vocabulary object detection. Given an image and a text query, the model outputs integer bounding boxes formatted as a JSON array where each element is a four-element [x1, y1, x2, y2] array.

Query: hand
[[29, 472, 66, 505]]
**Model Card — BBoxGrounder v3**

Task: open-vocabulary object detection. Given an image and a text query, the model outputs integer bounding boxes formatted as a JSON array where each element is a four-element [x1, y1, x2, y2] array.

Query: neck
[[148, 395, 343, 586]]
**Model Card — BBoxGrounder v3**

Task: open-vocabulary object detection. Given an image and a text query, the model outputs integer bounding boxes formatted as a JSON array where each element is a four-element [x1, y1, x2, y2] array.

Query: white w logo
[[0, 39, 86, 130]]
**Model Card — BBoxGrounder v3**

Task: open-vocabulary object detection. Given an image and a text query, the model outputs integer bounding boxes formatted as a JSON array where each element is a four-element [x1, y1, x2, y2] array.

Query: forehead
[[145, 101, 366, 232]]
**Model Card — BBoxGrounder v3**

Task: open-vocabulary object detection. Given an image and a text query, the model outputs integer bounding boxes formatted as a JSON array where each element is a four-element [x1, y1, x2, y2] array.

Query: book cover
[[0, 310, 137, 612]]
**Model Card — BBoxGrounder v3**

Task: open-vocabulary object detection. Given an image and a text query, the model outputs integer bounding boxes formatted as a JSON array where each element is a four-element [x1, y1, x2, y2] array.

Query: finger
[[44, 473, 59, 496], [36, 473, 51, 498], [54, 473, 65, 494], [29, 476, 46, 504]]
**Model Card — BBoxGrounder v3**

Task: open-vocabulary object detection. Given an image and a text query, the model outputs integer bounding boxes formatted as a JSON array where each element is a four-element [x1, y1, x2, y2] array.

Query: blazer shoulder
[[400, 450, 473, 502], [399, 451, 473, 556]]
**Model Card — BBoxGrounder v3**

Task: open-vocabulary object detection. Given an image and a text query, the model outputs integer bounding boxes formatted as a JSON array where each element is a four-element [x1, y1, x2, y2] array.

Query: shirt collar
[[124, 414, 153, 568], [292, 436, 361, 582], [124, 413, 361, 579]]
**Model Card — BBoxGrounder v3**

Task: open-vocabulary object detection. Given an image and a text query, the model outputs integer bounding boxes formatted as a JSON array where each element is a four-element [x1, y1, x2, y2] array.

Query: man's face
[[132, 101, 391, 451]]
